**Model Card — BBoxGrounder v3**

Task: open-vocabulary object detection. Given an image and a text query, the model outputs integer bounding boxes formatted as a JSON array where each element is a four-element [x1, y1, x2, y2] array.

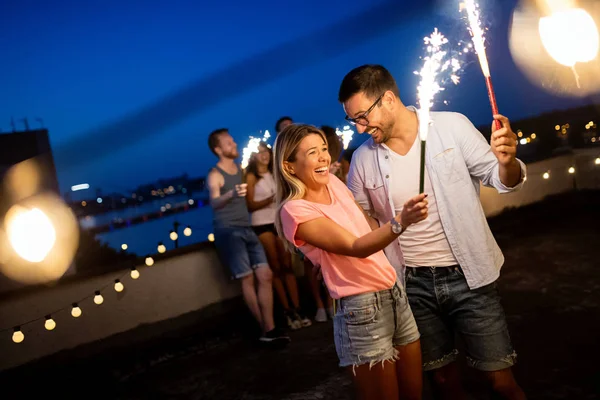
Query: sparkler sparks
[[462, 0, 491, 77], [415, 28, 462, 141], [336, 125, 354, 150], [241, 130, 271, 169]]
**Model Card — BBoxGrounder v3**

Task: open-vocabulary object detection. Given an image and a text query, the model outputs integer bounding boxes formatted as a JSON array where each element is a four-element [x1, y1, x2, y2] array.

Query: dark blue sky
[[0, 0, 591, 194]]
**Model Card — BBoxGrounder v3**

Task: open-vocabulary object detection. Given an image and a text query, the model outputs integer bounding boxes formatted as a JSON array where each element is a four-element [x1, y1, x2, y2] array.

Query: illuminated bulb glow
[[71, 304, 82, 318], [183, 227, 192, 237], [568, 166, 575, 174], [543, 172, 550, 179], [539, 8, 599, 68], [145, 257, 155, 266], [121, 244, 128, 251], [6, 207, 56, 263], [45, 316, 56, 331], [595, 157, 600, 165], [170, 231, 178, 241], [130, 268, 140, 280], [12, 328, 24, 343], [208, 233, 215, 242], [94, 291, 104, 305], [157, 243, 166, 253], [114, 280, 124, 292]]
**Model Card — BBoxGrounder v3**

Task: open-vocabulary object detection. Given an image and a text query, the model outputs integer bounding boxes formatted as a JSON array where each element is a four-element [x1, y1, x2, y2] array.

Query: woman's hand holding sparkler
[[490, 114, 517, 166]]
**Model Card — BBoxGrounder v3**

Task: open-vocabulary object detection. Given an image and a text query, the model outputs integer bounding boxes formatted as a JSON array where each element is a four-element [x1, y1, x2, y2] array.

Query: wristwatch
[[390, 217, 406, 235]]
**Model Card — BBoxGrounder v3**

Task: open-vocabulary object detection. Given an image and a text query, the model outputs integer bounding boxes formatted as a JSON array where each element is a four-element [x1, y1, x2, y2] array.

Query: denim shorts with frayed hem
[[405, 265, 517, 372], [213, 226, 269, 280], [334, 282, 420, 370]]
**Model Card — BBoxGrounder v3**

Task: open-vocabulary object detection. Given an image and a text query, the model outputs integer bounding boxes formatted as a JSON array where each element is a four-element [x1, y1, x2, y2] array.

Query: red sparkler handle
[[485, 75, 502, 131]]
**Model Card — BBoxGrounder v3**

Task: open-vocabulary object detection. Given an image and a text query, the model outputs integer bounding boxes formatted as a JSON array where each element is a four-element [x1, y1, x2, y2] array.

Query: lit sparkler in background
[[335, 125, 354, 162], [461, 0, 502, 131], [415, 28, 462, 193], [241, 130, 271, 169]]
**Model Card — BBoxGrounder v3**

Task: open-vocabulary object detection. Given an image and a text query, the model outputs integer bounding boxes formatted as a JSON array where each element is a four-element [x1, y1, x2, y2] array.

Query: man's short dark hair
[[275, 116, 293, 134], [208, 128, 229, 156], [338, 65, 400, 103]]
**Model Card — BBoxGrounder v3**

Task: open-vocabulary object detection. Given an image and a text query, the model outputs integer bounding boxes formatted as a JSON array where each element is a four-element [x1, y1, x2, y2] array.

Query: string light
[[121, 244, 128, 251], [543, 172, 550, 179], [169, 231, 178, 241], [130, 267, 140, 280], [44, 315, 56, 331], [145, 256, 154, 266], [595, 158, 600, 165], [183, 226, 192, 237], [71, 303, 82, 318], [568, 166, 575, 174], [114, 280, 124, 292], [157, 243, 166, 253], [12, 327, 24, 343], [94, 291, 104, 305], [188, 199, 195, 205], [208, 233, 215, 242]]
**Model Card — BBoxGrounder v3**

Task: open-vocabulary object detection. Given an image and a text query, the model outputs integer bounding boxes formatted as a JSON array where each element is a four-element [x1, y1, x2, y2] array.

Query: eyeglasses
[[344, 93, 384, 127]]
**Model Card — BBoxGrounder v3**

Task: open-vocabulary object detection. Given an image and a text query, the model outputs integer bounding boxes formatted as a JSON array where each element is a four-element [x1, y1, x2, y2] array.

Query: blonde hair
[[273, 124, 327, 251]]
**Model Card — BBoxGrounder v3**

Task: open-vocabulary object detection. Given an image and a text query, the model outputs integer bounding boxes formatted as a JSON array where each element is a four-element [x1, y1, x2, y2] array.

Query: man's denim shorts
[[405, 265, 517, 372], [333, 282, 420, 369], [213, 226, 269, 279]]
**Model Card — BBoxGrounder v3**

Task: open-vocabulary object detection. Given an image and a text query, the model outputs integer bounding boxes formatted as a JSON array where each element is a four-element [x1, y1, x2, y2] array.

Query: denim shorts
[[405, 265, 517, 372], [213, 226, 269, 280], [333, 282, 420, 368]]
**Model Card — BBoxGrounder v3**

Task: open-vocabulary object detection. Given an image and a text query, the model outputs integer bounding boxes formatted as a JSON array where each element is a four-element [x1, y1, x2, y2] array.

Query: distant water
[[82, 195, 216, 256]]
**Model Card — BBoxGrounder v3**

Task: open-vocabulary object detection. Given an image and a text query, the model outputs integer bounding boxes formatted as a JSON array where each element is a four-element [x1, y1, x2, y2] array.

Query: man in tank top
[[207, 128, 289, 346]]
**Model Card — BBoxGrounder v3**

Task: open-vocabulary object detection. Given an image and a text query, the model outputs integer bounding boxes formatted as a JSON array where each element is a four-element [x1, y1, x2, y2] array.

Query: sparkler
[[415, 28, 462, 193], [461, 0, 502, 131], [335, 125, 354, 163], [241, 130, 271, 169]]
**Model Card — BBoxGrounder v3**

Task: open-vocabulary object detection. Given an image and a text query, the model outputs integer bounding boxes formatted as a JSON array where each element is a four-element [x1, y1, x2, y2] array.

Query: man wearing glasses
[[338, 65, 527, 399]]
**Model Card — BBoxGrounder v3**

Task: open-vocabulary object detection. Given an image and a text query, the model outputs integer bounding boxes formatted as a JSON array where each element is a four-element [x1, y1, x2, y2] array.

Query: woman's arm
[[245, 173, 275, 212], [355, 201, 379, 231], [296, 194, 428, 258]]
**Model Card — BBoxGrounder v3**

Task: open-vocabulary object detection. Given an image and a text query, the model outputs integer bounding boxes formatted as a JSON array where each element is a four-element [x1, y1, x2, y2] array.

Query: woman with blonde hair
[[274, 124, 429, 399]]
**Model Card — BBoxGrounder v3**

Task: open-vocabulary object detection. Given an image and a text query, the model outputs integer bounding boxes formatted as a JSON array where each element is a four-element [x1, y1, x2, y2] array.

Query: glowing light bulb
[[169, 231, 178, 241], [595, 157, 600, 165], [5, 207, 56, 263], [208, 233, 215, 242], [539, 8, 599, 67], [157, 243, 166, 253], [145, 256, 154, 266], [94, 291, 104, 305], [531, 133, 537, 139], [183, 226, 192, 237], [44, 315, 56, 331], [12, 328, 24, 343], [130, 268, 140, 280], [555, 125, 560, 131], [543, 172, 550, 179], [568, 166, 575, 174], [71, 303, 82, 318], [114, 280, 124, 292], [121, 243, 128, 251], [188, 199, 195, 205]]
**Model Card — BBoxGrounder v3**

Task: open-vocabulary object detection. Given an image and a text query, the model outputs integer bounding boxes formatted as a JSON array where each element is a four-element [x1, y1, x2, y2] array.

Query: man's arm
[[455, 113, 526, 193], [207, 169, 235, 210]]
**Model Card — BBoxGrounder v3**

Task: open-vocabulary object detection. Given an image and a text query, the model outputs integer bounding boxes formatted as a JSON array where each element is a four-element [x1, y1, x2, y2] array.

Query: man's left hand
[[491, 114, 518, 166]]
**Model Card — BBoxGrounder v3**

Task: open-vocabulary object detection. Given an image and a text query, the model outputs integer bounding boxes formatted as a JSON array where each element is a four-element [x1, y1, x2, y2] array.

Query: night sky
[[1, 0, 592, 195]]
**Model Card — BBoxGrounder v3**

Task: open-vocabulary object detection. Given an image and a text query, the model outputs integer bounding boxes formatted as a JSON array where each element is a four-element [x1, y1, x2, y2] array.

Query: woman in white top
[[246, 142, 311, 330]]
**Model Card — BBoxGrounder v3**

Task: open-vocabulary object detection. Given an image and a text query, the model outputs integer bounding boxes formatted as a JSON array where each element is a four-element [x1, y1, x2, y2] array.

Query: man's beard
[[224, 150, 239, 159]]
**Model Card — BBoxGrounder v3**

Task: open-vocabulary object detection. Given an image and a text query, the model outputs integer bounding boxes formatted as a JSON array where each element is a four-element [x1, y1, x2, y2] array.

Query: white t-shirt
[[385, 138, 457, 267], [250, 172, 277, 226]]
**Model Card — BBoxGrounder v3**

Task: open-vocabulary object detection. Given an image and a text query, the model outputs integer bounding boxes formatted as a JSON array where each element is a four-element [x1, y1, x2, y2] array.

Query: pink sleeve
[[280, 201, 323, 247]]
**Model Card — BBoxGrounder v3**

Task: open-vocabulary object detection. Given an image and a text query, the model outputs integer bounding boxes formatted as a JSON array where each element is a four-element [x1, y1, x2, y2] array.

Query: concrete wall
[[0, 247, 240, 371], [0, 149, 598, 371]]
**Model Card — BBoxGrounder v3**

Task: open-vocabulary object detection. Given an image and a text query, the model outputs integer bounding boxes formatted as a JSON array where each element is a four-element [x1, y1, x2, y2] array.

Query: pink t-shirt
[[280, 175, 397, 299]]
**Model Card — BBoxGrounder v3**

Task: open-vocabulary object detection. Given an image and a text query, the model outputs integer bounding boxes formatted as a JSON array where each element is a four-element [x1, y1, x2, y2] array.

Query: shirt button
[[385, 155, 389, 159], [386, 175, 389, 179], [373, 184, 376, 188]]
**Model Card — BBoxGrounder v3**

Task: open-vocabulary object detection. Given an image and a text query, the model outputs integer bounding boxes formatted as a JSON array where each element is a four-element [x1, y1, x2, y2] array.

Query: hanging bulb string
[[0, 262, 137, 335]]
